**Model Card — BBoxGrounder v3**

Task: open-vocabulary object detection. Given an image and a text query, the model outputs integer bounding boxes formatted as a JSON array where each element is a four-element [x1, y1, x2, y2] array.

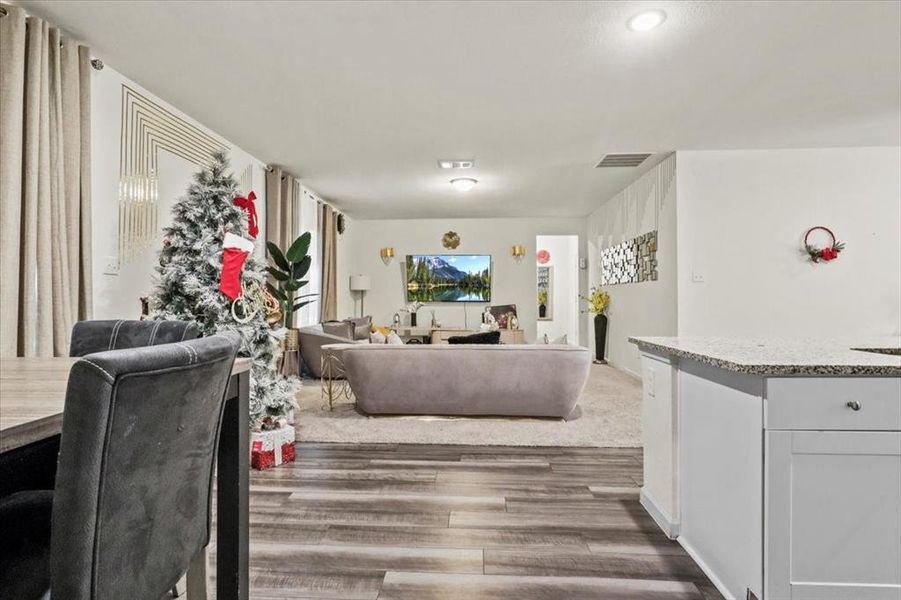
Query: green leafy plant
[[266, 232, 317, 329], [537, 289, 548, 307]]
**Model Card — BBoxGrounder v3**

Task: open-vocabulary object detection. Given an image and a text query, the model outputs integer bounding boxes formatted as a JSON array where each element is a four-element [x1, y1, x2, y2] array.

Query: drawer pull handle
[[846, 400, 861, 411]]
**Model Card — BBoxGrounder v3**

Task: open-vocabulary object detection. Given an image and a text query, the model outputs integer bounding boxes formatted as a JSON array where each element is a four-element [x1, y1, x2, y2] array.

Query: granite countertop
[[629, 336, 901, 376]]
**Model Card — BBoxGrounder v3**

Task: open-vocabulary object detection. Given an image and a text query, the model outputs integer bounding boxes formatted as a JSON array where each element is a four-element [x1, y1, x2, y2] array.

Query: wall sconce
[[511, 245, 526, 262], [380, 247, 395, 265]]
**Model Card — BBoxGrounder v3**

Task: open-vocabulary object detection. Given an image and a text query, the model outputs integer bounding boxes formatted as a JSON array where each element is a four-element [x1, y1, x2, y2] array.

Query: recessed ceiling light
[[438, 159, 474, 169], [450, 177, 478, 192], [627, 10, 666, 32]]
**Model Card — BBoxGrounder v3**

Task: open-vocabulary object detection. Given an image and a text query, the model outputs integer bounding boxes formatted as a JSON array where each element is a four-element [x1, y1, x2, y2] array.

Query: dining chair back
[[51, 332, 239, 599], [69, 319, 199, 357]]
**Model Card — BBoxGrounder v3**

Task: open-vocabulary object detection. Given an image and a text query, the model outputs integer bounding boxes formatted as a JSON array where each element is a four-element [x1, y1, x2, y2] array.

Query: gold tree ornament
[[442, 231, 460, 249]]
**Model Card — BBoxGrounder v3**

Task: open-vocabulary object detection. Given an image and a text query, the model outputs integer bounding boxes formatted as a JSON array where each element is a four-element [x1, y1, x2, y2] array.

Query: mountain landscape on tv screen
[[406, 255, 491, 302]]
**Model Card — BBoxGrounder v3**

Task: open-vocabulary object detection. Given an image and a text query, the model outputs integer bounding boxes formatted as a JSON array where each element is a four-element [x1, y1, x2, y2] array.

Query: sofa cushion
[[369, 330, 387, 344], [448, 331, 501, 345], [386, 332, 404, 345], [345, 316, 372, 341], [322, 320, 353, 339]]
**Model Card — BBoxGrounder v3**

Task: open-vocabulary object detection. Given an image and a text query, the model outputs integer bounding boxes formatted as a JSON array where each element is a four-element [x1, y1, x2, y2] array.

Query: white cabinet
[[765, 431, 901, 600], [639, 352, 680, 537]]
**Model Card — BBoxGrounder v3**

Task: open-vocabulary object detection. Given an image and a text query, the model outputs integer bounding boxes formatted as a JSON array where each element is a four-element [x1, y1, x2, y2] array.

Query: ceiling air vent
[[595, 153, 651, 168]]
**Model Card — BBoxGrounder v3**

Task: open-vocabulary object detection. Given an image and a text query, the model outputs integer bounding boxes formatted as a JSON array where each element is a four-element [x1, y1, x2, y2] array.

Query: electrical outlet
[[691, 269, 705, 283], [103, 256, 119, 276]]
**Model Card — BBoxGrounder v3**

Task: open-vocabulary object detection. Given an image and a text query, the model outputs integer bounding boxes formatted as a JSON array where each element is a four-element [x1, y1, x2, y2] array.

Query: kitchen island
[[629, 336, 901, 600]]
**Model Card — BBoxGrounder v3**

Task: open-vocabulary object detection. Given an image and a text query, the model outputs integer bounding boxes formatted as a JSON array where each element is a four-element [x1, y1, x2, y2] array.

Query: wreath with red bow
[[804, 226, 845, 263]]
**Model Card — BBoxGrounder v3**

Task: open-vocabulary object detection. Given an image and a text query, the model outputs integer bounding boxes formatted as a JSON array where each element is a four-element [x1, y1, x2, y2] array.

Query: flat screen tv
[[405, 255, 491, 302]]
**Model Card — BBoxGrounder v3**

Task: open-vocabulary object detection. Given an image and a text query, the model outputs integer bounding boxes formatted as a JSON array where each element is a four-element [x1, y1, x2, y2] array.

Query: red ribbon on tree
[[233, 191, 259, 239]]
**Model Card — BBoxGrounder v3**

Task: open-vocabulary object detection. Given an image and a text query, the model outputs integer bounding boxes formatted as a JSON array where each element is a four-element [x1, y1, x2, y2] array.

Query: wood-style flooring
[[231, 443, 723, 599]]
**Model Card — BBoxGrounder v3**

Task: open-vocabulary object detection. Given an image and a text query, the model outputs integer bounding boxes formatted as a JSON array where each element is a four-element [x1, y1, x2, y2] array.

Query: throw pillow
[[371, 324, 392, 337], [322, 320, 353, 339], [447, 331, 501, 345], [386, 332, 404, 345], [344, 316, 372, 341], [369, 330, 387, 344]]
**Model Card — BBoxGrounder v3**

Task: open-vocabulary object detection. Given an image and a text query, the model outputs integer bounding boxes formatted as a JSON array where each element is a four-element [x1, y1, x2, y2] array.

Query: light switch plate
[[103, 256, 119, 276]]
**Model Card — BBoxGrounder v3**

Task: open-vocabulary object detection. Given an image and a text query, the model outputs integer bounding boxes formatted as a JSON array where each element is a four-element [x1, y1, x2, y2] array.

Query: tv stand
[[394, 326, 525, 345]]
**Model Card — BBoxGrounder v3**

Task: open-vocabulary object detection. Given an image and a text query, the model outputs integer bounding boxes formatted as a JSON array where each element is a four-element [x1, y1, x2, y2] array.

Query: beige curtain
[[265, 166, 296, 252], [319, 204, 338, 322], [0, 4, 92, 357]]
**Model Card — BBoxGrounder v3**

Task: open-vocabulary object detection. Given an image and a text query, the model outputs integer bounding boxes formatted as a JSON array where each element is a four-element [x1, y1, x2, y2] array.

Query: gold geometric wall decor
[[118, 84, 229, 264]]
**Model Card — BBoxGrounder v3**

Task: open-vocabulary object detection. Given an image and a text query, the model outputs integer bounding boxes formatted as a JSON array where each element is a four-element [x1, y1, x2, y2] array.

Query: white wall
[[535, 235, 580, 344], [587, 155, 678, 376], [677, 148, 901, 338], [337, 217, 588, 344], [90, 66, 269, 319]]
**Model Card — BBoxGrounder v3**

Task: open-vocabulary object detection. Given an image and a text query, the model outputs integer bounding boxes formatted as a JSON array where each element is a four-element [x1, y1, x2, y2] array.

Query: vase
[[410, 312, 417, 327], [538, 304, 547, 318], [593, 313, 608, 364], [279, 328, 301, 377]]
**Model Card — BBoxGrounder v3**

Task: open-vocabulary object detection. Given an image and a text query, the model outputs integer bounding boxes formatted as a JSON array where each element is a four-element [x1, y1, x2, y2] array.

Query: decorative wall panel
[[118, 85, 228, 264], [601, 230, 658, 285]]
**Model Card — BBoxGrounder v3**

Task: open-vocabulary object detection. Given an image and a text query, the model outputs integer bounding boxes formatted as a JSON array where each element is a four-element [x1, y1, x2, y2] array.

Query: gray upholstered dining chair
[[69, 319, 200, 357], [0, 332, 240, 600]]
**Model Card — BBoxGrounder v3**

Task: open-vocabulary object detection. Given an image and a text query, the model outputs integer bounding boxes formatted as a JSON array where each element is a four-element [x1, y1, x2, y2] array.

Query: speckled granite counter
[[629, 336, 901, 376]]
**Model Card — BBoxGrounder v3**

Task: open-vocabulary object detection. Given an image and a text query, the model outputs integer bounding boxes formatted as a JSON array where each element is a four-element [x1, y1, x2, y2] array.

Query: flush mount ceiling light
[[627, 10, 666, 31], [450, 177, 478, 192], [438, 159, 474, 169]]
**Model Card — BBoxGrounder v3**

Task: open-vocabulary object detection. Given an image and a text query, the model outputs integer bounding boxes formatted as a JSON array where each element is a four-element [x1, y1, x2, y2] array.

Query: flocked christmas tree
[[150, 151, 298, 425]]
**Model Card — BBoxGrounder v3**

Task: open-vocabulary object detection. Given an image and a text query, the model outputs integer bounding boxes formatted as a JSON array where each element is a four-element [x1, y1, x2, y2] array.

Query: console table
[[394, 326, 526, 345]]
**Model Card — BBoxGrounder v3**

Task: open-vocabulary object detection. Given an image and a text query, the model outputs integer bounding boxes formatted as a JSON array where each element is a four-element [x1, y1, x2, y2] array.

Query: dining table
[[0, 356, 252, 600]]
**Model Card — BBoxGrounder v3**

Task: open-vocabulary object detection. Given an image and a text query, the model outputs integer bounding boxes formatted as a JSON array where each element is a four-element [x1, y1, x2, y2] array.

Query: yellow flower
[[580, 287, 609, 315]]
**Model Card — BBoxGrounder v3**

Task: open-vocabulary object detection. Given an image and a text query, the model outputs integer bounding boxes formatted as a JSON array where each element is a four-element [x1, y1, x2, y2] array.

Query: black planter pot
[[593, 313, 608, 364], [538, 305, 547, 318]]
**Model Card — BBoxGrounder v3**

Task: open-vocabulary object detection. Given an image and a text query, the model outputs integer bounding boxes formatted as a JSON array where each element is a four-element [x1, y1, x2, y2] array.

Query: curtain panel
[[0, 4, 92, 357], [319, 204, 338, 322], [265, 166, 296, 253]]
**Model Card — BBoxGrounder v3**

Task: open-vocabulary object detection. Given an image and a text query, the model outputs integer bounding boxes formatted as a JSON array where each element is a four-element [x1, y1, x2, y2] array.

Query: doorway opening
[[535, 235, 579, 345]]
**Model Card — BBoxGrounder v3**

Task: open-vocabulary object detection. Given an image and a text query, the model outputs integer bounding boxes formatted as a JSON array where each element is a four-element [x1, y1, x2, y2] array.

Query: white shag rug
[[294, 364, 641, 447]]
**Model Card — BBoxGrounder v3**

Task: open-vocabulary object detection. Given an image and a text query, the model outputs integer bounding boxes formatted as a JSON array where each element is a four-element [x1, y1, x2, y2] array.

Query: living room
[[1, 2, 899, 600]]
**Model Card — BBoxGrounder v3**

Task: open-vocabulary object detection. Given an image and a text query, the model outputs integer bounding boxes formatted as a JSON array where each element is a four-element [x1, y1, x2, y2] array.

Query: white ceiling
[[20, 0, 901, 219]]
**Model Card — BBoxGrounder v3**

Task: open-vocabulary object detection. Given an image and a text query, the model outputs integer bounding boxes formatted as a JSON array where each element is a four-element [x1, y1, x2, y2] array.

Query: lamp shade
[[349, 275, 371, 291]]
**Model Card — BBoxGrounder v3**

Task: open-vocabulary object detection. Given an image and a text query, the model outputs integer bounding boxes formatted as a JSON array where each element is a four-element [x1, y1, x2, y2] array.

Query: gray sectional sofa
[[298, 324, 363, 378], [340, 344, 590, 419]]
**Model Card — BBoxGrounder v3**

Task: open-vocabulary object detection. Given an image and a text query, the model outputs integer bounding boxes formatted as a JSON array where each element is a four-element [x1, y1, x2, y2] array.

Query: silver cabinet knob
[[846, 400, 861, 411]]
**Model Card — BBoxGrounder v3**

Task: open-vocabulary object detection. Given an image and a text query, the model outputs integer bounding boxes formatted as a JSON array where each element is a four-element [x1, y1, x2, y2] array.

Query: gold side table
[[320, 345, 354, 411]]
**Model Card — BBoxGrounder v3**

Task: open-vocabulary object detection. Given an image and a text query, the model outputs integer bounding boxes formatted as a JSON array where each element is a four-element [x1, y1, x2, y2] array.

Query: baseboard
[[639, 487, 680, 539], [605, 360, 642, 381], [677, 536, 736, 600]]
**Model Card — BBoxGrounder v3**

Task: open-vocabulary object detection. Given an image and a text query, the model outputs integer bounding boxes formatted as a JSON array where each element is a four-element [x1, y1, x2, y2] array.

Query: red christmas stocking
[[220, 232, 255, 300]]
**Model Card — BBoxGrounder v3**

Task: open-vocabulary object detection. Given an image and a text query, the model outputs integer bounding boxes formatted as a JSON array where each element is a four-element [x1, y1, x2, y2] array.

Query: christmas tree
[[150, 151, 298, 424]]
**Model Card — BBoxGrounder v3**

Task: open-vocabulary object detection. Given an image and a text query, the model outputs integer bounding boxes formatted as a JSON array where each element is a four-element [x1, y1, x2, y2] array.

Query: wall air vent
[[595, 153, 652, 168]]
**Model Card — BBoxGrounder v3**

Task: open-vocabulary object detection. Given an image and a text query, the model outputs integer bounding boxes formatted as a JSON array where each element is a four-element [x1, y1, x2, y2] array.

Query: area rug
[[294, 364, 641, 447]]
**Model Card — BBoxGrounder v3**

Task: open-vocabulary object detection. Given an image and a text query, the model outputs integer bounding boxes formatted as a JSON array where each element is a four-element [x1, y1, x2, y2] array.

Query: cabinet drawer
[[766, 378, 901, 431]]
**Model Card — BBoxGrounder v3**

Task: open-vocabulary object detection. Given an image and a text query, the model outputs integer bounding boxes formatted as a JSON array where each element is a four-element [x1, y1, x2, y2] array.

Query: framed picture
[[488, 304, 517, 329], [537, 266, 553, 320]]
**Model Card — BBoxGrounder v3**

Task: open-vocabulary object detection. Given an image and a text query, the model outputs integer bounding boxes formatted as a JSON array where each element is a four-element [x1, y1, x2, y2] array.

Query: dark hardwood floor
[[234, 443, 723, 599]]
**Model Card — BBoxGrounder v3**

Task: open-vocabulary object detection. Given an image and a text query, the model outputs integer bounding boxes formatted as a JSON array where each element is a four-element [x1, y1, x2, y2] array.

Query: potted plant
[[537, 289, 548, 318], [580, 287, 610, 364], [266, 232, 318, 374]]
